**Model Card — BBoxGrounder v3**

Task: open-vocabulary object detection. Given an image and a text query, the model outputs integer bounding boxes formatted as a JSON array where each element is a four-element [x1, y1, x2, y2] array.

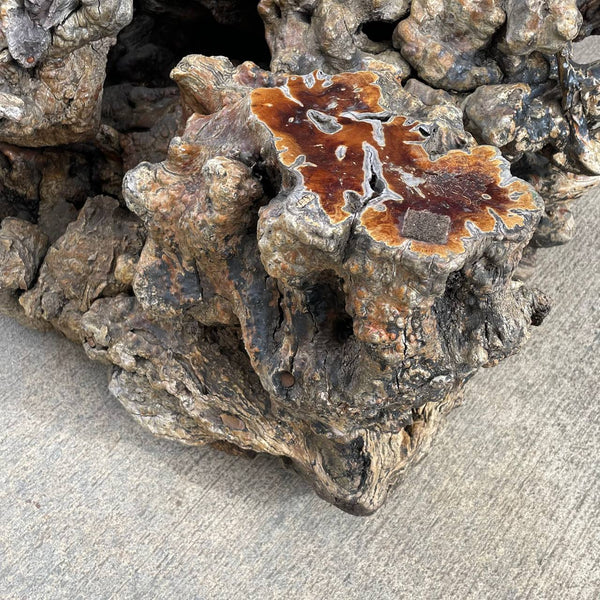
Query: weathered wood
[[0, 0, 598, 513]]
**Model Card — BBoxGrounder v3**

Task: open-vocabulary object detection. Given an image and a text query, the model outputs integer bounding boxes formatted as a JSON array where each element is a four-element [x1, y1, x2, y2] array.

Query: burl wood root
[[1, 0, 599, 515], [6, 56, 555, 513]]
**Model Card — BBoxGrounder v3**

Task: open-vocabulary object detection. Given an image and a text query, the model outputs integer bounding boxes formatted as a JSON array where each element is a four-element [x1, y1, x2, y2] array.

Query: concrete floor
[[1, 37, 599, 599]]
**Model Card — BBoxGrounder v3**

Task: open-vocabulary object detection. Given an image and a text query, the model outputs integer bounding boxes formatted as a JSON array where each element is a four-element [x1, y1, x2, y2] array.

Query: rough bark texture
[[0, 0, 598, 513]]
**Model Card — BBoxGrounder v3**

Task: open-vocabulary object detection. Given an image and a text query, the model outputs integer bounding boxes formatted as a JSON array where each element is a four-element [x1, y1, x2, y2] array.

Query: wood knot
[[278, 371, 295, 388], [220, 413, 246, 431]]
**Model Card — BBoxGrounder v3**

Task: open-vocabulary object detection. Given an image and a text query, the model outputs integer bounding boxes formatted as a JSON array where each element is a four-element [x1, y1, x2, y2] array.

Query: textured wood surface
[[0, 186, 597, 599], [1, 15, 598, 516]]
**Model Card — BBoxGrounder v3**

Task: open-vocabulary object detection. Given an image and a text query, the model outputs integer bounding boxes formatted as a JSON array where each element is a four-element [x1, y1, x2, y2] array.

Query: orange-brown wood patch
[[250, 71, 539, 257]]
